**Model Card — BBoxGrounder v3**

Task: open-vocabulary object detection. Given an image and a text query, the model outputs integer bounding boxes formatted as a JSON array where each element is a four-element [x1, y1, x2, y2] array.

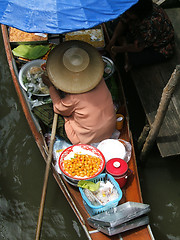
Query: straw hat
[[46, 40, 104, 93]]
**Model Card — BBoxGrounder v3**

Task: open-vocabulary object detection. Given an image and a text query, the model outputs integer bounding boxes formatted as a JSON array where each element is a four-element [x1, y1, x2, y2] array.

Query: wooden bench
[[130, 8, 180, 158]]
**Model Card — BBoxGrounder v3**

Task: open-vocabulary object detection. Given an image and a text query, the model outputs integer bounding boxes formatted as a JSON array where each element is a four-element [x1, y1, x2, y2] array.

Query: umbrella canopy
[[0, 0, 138, 34]]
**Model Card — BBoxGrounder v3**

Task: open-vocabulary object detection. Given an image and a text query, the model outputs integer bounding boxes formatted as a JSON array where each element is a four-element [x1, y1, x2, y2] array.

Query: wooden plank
[[130, 8, 180, 157], [132, 64, 180, 157]]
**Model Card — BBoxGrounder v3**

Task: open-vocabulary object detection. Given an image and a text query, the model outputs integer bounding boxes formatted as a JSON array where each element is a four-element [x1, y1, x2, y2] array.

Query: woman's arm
[[42, 74, 74, 116], [111, 40, 144, 55], [42, 74, 61, 105], [106, 20, 126, 53]]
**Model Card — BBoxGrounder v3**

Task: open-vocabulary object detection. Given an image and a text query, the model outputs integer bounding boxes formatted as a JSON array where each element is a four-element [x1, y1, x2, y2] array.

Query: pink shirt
[[49, 79, 116, 144]]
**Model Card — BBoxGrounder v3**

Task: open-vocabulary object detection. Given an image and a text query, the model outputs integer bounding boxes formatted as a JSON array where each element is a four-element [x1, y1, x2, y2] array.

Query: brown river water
[[0, 15, 180, 240]]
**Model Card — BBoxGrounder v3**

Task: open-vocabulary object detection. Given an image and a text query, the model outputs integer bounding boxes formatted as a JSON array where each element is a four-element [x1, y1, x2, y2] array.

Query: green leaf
[[78, 180, 100, 191], [12, 45, 50, 60]]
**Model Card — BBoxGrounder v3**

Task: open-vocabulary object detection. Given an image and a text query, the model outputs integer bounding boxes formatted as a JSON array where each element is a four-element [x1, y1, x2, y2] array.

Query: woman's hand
[[111, 46, 118, 57], [106, 43, 113, 54]]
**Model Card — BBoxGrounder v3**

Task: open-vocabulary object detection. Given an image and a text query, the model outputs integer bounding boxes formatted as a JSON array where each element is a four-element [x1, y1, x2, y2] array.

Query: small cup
[[116, 114, 124, 130]]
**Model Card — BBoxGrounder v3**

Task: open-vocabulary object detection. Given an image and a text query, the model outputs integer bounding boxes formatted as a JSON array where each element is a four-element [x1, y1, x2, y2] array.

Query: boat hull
[[1, 24, 154, 240]]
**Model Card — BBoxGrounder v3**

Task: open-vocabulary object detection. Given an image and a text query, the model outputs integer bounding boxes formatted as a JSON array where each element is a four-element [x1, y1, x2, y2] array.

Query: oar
[[35, 112, 58, 240]]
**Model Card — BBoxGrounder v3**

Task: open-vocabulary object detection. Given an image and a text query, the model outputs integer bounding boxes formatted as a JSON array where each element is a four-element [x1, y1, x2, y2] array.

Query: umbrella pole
[[35, 113, 58, 240]]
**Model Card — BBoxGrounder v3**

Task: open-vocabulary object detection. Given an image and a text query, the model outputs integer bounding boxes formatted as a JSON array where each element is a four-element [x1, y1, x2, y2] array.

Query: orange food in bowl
[[59, 144, 105, 180], [63, 153, 101, 177]]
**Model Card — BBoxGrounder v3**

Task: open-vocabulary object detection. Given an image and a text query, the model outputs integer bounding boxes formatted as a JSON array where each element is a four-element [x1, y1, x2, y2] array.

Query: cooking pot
[[105, 158, 131, 188]]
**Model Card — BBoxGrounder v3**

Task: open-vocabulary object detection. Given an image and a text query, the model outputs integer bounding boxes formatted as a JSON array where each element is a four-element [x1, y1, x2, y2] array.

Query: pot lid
[[106, 158, 128, 176]]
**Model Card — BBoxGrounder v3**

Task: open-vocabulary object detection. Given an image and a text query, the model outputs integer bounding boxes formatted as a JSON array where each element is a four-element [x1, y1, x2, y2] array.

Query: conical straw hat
[[46, 40, 104, 93]]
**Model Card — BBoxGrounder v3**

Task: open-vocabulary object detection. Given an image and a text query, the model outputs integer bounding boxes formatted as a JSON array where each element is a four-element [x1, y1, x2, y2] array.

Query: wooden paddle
[[35, 112, 58, 240]]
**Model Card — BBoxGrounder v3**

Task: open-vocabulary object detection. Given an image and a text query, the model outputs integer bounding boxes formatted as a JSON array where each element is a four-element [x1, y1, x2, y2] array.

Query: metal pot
[[105, 158, 131, 188], [102, 56, 115, 80]]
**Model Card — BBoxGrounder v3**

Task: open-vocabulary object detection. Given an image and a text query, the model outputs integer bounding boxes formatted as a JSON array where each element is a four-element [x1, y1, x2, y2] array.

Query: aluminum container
[[88, 201, 150, 227], [88, 215, 149, 236]]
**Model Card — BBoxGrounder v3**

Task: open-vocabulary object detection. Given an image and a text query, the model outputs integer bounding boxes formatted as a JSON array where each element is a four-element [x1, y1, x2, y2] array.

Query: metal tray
[[88, 215, 149, 236], [61, 173, 78, 187], [18, 59, 49, 97], [88, 201, 150, 227], [64, 25, 105, 49]]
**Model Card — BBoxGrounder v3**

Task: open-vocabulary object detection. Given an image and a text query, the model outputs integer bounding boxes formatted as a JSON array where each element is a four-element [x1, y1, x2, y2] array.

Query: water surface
[[0, 29, 87, 240]]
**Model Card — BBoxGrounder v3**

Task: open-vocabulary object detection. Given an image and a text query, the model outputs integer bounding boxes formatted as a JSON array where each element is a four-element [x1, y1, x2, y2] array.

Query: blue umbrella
[[0, 0, 138, 34]]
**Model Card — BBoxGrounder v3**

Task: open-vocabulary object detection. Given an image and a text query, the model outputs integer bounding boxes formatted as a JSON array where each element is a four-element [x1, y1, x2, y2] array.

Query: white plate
[[97, 139, 126, 163], [18, 59, 49, 97]]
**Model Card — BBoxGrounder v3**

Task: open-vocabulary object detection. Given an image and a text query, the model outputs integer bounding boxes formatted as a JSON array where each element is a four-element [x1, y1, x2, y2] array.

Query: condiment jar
[[106, 158, 130, 188], [116, 114, 124, 130]]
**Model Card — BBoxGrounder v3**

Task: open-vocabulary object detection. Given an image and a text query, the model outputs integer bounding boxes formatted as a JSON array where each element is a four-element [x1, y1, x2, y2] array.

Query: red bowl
[[59, 144, 105, 181]]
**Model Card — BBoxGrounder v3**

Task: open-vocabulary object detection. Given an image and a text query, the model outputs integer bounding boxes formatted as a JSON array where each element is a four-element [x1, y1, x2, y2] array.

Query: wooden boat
[[1, 24, 154, 240]]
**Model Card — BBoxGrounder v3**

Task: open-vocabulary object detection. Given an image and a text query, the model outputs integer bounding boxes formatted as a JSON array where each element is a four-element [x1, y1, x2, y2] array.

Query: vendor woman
[[106, 0, 175, 71], [33, 40, 116, 145]]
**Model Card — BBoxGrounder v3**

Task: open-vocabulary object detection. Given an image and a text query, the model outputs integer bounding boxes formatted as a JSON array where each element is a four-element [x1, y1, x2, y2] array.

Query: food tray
[[9, 27, 48, 45], [65, 25, 105, 48], [79, 173, 122, 216]]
